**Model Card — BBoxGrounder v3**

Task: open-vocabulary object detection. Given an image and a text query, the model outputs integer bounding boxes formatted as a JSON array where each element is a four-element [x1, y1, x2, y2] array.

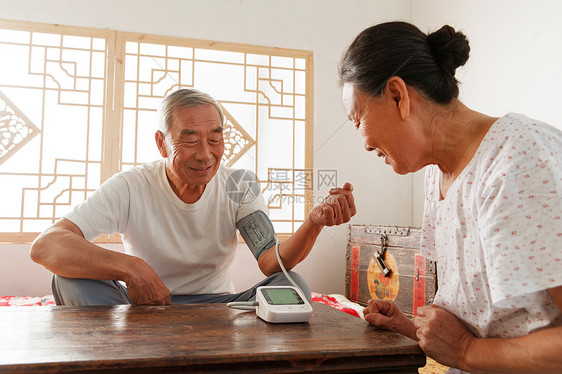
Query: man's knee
[[52, 274, 130, 306]]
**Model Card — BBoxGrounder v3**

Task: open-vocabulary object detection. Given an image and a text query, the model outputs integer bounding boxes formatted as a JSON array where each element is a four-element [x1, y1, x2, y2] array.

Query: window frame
[[0, 19, 313, 243]]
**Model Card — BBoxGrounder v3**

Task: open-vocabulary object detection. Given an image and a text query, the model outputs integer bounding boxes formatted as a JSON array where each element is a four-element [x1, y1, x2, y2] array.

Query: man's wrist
[[307, 216, 325, 232], [306, 207, 326, 230], [120, 255, 144, 284]]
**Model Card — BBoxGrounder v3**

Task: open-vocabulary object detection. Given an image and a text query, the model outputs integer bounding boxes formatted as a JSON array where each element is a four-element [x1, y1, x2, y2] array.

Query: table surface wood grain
[[0, 303, 425, 373]]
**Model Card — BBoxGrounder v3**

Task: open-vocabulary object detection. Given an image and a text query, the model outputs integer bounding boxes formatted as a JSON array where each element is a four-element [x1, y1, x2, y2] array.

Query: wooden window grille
[[0, 19, 313, 243]]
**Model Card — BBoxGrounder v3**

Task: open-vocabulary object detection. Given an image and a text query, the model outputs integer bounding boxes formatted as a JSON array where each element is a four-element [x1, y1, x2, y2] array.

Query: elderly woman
[[339, 21, 561, 374]]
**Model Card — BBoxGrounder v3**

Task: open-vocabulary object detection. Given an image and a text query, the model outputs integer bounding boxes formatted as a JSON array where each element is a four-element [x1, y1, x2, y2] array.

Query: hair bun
[[427, 25, 470, 74]]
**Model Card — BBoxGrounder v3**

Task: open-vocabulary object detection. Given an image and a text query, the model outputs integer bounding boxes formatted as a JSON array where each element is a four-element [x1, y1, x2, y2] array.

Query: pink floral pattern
[[0, 293, 365, 316], [312, 292, 363, 318], [421, 113, 561, 339], [0, 295, 55, 306]]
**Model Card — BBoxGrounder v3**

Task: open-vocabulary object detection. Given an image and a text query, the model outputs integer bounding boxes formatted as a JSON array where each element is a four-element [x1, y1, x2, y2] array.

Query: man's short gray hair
[[158, 88, 225, 133]]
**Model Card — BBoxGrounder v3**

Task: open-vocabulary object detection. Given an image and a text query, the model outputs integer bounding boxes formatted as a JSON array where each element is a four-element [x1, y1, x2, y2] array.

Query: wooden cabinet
[[346, 225, 437, 317]]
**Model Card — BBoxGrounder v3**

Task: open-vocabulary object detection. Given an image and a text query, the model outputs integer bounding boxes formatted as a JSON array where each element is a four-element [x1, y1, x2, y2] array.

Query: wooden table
[[0, 303, 425, 373]]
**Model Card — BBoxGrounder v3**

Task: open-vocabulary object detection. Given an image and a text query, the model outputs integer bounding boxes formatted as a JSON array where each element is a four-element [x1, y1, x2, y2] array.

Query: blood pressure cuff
[[236, 210, 277, 260]]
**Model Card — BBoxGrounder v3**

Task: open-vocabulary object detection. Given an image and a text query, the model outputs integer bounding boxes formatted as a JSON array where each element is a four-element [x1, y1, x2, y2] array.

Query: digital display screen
[[262, 288, 304, 305]]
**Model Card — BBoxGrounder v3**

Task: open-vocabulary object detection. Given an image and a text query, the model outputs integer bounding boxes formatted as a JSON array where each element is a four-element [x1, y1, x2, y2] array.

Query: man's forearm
[[31, 225, 136, 283], [282, 215, 324, 263], [258, 215, 323, 275], [257, 184, 356, 276], [461, 326, 562, 374], [31, 220, 171, 305]]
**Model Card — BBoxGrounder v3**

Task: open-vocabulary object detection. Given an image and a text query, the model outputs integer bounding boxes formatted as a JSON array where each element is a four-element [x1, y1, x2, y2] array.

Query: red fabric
[[0, 295, 55, 306], [311, 292, 360, 318], [1, 294, 362, 318]]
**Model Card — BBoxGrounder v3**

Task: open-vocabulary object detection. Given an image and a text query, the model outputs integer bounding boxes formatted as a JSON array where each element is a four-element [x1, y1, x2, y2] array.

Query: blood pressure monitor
[[256, 286, 313, 323], [230, 211, 313, 323]]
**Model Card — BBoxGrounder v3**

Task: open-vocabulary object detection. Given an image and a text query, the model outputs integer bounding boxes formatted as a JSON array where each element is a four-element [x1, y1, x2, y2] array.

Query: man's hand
[[125, 257, 171, 305], [414, 304, 476, 369], [310, 182, 356, 227], [363, 299, 417, 340]]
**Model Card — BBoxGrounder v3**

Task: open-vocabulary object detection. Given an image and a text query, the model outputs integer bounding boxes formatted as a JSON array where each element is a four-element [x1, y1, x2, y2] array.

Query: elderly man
[[30, 89, 356, 306]]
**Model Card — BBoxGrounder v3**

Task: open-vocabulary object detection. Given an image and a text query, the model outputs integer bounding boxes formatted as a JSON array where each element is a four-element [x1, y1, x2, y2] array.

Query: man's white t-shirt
[[65, 160, 267, 295], [421, 113, 562, 343]]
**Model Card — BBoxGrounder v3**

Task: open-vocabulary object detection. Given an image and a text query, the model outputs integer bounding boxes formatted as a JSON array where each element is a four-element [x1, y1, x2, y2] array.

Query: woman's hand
[[363, 299, 417, 340], [414, 304, 476, 369]]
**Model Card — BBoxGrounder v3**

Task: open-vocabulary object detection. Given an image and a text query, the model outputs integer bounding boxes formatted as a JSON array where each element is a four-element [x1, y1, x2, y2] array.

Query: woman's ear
[[385, 76, 410, 120], [155, 130, 168, 158]]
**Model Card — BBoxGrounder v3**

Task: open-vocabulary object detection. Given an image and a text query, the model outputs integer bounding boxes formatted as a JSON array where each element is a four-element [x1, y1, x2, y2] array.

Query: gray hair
[[158, 88, 225, 133]]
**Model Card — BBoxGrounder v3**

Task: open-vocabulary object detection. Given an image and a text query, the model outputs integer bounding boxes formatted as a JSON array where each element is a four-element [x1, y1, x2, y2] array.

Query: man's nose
[[194, 140, 213, 160]]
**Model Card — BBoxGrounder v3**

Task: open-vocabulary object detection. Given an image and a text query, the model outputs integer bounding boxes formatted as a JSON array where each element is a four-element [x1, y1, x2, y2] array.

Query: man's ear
[[385, 76, 410, 120], [155, 130, 168, 158]]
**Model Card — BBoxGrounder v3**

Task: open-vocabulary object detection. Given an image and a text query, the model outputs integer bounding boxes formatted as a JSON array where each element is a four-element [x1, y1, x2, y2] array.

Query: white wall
[[0, 245, 53, 295], [410, 0, 562, 226], [0, 244, 123, 296], [0, 0, 412, 296]]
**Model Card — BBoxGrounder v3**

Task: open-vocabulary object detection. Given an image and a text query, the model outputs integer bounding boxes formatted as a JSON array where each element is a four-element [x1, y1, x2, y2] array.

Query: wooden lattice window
[[0, 19, 313, 243]]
